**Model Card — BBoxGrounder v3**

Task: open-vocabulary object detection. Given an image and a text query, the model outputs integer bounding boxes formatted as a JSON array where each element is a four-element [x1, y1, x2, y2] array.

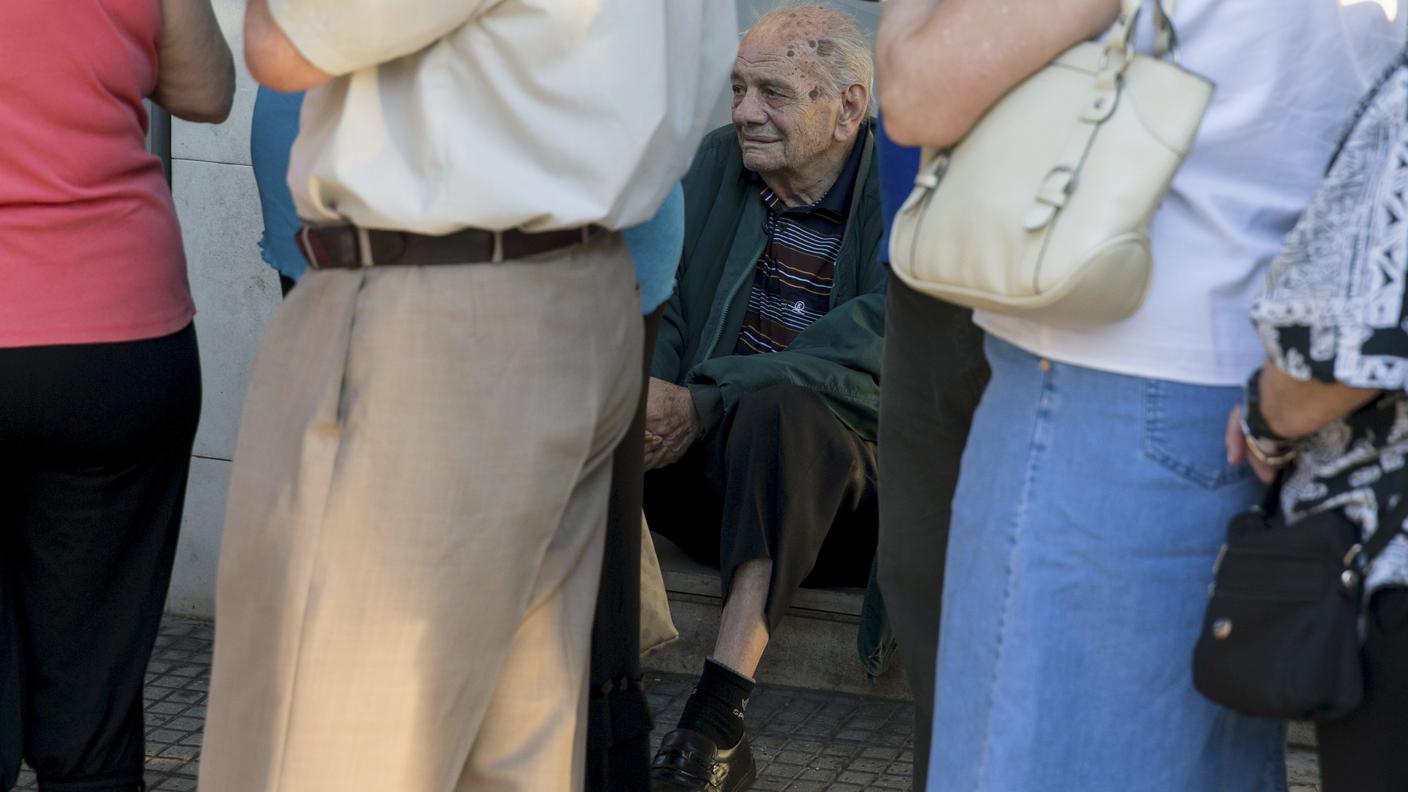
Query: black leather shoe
[[649, 728, 756, 792]]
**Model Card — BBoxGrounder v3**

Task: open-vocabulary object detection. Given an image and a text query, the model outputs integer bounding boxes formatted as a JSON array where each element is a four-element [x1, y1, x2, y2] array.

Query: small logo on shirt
[[792, 301, 806, 314]]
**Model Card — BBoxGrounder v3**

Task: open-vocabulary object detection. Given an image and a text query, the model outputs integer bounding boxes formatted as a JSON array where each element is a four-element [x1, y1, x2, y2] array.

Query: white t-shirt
[[978, 0, 1406, 385]]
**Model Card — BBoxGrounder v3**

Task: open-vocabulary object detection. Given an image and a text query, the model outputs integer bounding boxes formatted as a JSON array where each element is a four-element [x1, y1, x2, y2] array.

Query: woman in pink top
[[0, 2, 232, 790]]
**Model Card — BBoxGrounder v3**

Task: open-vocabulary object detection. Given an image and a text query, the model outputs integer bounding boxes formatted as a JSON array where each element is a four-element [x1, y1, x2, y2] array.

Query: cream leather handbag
[[888, 0, 1212, 323]]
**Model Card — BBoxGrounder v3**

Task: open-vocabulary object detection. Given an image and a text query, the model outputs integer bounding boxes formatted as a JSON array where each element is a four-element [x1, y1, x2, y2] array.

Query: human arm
[[644, 269, 699, 470], [651, 288, 689, 386], [876, 0, 1122, 148], [244, 0, 330, 92], [645, 288, 886, 468], [152, 0, 235, 123], [1225, 364, 1383, 483], [1255, 364, 1381, 440], [686, 291, 886, 442], [246, 0, 488, 90]]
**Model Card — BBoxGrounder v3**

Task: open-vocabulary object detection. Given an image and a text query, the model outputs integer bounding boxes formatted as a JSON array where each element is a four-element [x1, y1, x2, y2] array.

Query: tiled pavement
[[13, 615, 1322, 792], [14, 617, 210, 792], [647, 673, 915, 790]]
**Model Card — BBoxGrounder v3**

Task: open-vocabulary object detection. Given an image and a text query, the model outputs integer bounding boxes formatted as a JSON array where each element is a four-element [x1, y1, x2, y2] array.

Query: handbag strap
[[1108, 0, 1179, 61], [1019, 0, 1186, 234], [1363, 492, 1408, 566]]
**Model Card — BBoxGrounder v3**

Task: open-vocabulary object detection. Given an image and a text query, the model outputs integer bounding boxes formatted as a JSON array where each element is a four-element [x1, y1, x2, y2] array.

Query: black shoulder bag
[[1192, 480, 1408, 721]]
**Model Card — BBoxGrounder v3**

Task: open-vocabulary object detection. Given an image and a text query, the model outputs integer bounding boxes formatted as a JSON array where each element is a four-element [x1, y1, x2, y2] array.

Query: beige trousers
[[198, 234, 642, 792]]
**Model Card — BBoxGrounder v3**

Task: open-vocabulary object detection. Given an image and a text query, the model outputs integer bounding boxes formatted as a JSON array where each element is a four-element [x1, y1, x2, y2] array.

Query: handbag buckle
[[1024, 166, 1078, 231], [1342, 542, 1364, 568], [914, 153, 950, 192], [1035, 167, 1077, 208]]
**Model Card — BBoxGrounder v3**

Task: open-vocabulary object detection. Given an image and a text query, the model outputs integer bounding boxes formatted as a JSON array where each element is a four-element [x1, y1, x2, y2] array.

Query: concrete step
[[642, 533, 912, 701]]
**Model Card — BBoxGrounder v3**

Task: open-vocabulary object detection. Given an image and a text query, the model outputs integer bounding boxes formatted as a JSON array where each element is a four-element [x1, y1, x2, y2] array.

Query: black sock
[[676, 657, 755, 748]]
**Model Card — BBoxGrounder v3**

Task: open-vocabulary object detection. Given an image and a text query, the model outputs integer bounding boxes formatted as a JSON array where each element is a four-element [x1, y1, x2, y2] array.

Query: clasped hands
[[644, 377, 703, 471]]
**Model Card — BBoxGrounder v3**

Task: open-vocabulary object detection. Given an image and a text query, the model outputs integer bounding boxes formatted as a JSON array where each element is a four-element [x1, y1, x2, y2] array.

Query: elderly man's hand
[[644, 377, 703, 471]]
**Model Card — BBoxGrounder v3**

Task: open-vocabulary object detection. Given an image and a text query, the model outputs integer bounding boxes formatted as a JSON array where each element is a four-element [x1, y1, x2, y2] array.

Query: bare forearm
[[1259, 363, 1381, 440], [153, 0, 235, 123], [877, 0, 1121, 148], [876, 0, 937, 59], [245, 0, 333, 92]]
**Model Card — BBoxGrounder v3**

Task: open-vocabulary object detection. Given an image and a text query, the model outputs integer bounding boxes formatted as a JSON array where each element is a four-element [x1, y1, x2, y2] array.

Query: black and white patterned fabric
[[1252, 58, 1408, 596]]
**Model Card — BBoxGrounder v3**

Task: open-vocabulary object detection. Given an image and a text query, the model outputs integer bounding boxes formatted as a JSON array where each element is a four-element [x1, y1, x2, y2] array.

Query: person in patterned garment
[[642, 6, 885, 791], [1231, 54, 1408, 792]]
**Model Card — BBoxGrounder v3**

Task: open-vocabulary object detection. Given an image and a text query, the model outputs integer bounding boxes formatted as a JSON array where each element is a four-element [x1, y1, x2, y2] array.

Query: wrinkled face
[[730, 26, 843, 177]]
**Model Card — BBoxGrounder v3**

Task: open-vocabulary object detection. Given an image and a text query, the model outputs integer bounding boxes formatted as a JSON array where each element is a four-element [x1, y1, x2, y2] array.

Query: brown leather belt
[[296, 224, 603, 271]]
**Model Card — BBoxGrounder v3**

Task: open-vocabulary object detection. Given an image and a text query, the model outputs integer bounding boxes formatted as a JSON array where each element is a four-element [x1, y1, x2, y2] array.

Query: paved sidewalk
[[13, 615, 1323, 791]]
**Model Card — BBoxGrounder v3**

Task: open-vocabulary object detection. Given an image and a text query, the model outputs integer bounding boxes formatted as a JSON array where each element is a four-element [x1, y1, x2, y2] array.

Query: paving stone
[[761, 762, 807, 780], [849, 757, 890, 773], [862, 746, 901, 761], [887, 761, 914, 778], [7, 615, 1325, 792], [146, 701, 190, 716]]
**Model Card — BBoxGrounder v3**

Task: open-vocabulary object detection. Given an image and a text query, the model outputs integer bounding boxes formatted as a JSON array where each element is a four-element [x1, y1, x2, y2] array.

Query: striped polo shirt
[[734, 135, 864, 356]]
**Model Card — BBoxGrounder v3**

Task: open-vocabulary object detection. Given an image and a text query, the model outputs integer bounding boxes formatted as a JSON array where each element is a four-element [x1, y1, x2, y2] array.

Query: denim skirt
[[928, 335, 1287, 792]]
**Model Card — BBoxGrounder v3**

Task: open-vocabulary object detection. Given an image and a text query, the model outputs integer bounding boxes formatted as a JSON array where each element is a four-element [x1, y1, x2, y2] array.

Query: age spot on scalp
[[809, 88, 820, 100]]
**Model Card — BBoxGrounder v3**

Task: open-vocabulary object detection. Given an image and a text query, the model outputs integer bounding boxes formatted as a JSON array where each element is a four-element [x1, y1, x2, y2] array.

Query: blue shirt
[[875, 113, 921, 266], [251, 87, 306, 282], [622, 184, 685, 315]]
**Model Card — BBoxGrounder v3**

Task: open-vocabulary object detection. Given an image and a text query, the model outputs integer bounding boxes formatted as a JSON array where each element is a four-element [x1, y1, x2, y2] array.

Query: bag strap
[[1363, 492, 1408, 565], [1020, 0, 1181, 234], [1108, 0, 1179, 62]]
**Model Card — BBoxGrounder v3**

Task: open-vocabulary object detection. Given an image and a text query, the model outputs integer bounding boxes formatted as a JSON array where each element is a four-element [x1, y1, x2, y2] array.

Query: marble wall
[[166, 0, 881, 616]]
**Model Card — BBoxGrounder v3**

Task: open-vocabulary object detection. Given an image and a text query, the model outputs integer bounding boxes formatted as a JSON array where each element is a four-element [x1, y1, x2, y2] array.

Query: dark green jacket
[[652, 122, 887, 441]]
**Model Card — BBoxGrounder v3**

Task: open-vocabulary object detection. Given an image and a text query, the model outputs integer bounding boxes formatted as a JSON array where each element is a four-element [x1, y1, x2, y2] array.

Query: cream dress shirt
[[271, 0, 737, 234]]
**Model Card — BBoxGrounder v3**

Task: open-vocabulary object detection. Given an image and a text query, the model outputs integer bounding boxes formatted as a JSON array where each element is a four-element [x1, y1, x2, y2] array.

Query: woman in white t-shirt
[[876, 1, 1404, 789]]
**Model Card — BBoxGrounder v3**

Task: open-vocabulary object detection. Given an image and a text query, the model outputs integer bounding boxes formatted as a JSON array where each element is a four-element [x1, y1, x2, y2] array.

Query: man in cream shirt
[[197, 2, 734, 791]]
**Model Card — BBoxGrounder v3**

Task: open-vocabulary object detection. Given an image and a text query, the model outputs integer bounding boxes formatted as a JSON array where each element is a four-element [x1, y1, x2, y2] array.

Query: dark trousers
[[0, 325, 201, 792], [645, 383, 878, 632], [1317, 586, 1408, 792], [876, 278, 988, 790], [586, 309, 663, 792]]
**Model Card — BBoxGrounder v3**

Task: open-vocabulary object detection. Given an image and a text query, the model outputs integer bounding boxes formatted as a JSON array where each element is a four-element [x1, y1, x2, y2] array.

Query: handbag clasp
[[1342, 542, 1364, 569]]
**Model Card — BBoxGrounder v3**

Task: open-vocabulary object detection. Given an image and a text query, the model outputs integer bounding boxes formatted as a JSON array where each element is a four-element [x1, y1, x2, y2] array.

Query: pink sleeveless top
[[0, 1, 194, 348]]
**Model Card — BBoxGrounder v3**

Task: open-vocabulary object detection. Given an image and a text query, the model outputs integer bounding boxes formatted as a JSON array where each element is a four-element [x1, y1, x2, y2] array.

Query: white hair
[[747, 4, 874, 101]]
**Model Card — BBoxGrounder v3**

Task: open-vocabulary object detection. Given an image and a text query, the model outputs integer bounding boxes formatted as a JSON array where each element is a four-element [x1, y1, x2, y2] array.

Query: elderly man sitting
[[644, 6, 885, 791]]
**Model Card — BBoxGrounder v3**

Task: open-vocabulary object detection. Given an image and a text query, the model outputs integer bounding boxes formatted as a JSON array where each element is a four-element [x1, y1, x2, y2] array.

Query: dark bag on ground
[[1192, 481, 1408, 721]]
